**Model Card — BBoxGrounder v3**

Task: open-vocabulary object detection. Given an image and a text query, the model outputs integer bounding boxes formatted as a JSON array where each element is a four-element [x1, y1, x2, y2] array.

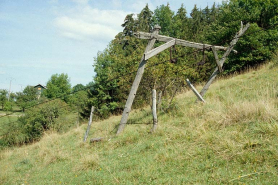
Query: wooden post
[[199, 22, 250, 97], [83, 106, 95, 142], [116, 25, 161, 135], [186, 79, 205, 102], [151, 89, 158, 132]]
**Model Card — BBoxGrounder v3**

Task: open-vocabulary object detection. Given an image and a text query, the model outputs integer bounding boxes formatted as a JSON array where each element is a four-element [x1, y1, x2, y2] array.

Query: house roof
[[34, 84, 47, 89]]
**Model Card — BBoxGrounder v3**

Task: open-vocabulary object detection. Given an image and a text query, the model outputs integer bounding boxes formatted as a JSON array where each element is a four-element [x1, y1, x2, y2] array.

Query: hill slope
[[1, 63, 278, 184]]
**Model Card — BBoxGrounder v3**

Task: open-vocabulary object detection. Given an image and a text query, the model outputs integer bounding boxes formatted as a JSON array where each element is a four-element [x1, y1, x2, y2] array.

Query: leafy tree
[[16, 86, 38, 112], [152, 3, 174, 36], [172, 4, 188, 39], [137, 4, 153, 32], [0, 89, 8, 110], [44, 73, 71, 101], [72, 83, 85, 93]]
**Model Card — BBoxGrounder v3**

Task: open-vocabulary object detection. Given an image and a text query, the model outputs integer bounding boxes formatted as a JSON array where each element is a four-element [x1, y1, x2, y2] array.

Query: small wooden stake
[[151, 89, 158, 132], [186, 79, 205, 102], [83, 106, 95, 142]]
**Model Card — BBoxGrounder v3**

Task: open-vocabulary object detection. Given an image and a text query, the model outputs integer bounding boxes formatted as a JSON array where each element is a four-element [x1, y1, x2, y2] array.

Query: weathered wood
[[117, 25, 161, 135], [90, 137, 103, 143], [199, 23, 250, 97], [186, 79, 205, 102], [212, 46, 222, 73], [83, 106, 95, 142], [144, 39, 175, 60], [151, 89, 158, 132], [134, 32, 237, 53]]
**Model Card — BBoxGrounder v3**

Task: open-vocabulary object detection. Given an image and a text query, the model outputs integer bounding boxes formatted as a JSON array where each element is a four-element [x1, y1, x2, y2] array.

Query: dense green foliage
[[0, 99, 72, 146], [0, 89, 8, 110], [16, 86, 38, 112], [83, 1, 278, 118], [44, 73, 71, 101]]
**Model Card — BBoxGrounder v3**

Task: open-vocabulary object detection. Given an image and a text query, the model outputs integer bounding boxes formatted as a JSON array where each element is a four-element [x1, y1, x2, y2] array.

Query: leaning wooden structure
[[117, 22, 250, 134]]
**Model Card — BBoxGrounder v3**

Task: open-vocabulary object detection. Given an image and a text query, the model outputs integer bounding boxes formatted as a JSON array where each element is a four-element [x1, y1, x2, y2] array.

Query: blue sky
[[0, 0, 222, 92]]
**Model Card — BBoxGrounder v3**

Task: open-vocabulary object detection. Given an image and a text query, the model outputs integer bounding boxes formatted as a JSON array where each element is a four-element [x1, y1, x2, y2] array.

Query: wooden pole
[[151, 89, 158, 132], [83, 106, 95, 142], [199, 23, 250, 97], [116, 25, 161, 135], [186, 79, 205, 102]]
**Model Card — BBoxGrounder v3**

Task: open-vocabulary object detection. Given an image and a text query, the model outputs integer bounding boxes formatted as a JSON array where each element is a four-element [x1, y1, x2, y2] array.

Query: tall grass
[[0, 63, 278, 184]]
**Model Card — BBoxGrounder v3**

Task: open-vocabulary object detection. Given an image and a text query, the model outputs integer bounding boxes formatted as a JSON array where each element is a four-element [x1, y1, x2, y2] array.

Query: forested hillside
[[83, 0, 278, 118]]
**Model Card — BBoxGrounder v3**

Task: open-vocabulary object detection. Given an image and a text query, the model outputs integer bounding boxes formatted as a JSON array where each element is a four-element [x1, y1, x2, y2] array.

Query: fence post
[[151, 89, 158, 132], [83, 106, 95, 142]]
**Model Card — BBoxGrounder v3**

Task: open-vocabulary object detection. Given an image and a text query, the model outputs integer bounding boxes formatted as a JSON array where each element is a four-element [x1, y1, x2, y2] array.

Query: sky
[[0, 0, 223, 92]]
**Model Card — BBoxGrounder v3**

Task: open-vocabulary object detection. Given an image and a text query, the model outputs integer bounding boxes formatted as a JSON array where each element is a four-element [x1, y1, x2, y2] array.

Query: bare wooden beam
[[199, 23, 250, 97], [186, 79, 205, 102], [117, 25, 161, 135], [144, 39, 175, 60], [151, 89, 158, 132], [134, 32, 237, 53], [83, 106, 95, 142], [212, 46, 223, 73]]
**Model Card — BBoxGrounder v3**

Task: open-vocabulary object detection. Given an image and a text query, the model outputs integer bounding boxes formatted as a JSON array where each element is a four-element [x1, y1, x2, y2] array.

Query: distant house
[[34, 84, 46, 99]]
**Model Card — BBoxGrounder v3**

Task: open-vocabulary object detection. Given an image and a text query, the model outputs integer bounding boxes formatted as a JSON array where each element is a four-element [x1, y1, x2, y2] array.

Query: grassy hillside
[[0, 63, 278, 184]]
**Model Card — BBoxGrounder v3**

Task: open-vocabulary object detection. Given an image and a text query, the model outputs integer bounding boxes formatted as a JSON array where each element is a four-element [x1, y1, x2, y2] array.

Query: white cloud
[[54, 4, 129, 42]]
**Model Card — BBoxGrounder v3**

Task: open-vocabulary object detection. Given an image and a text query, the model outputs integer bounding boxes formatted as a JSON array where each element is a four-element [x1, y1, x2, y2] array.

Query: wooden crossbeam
[[144, 39, 175, 60], [134, 32, 237, 53]]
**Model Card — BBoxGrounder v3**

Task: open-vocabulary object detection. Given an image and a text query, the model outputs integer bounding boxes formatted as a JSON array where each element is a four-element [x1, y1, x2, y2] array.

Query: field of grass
[[0, 63, 277, 184]]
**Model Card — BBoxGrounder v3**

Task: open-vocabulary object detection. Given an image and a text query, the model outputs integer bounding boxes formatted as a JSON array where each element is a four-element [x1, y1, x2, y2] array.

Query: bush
[[1, 99, 74, 146], [3, 101, 13, 111]]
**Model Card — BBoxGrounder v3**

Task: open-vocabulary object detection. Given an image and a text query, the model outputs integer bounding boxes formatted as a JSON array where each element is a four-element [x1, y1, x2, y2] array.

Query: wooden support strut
[[186, 79, 205, 102], [144, 39, 175, 60], [199, 22, 250, 98], [116, 25, 161, 135], [211, 46, 222, 73]]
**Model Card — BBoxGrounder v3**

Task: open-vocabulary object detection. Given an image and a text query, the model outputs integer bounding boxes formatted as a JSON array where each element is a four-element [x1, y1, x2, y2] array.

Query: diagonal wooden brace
[[144, 39, 175, 60], [186, 79, 205, 102], [212, 46, 223, 73], [199, 22, 250, 98]]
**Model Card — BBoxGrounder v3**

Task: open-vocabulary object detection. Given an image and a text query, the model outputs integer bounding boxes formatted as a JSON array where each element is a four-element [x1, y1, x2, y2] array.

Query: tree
[[0, 89, 8, 110], [72, 84, 85, 93], [137, 4, 153, 32], [16, 86, 38, 112], [44, 73, 71, 101], [152, 3, 174, 36]]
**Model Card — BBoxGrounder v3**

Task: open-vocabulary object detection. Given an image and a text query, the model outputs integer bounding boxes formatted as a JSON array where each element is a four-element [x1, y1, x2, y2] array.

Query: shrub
[[1, 99, 74, 146]]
